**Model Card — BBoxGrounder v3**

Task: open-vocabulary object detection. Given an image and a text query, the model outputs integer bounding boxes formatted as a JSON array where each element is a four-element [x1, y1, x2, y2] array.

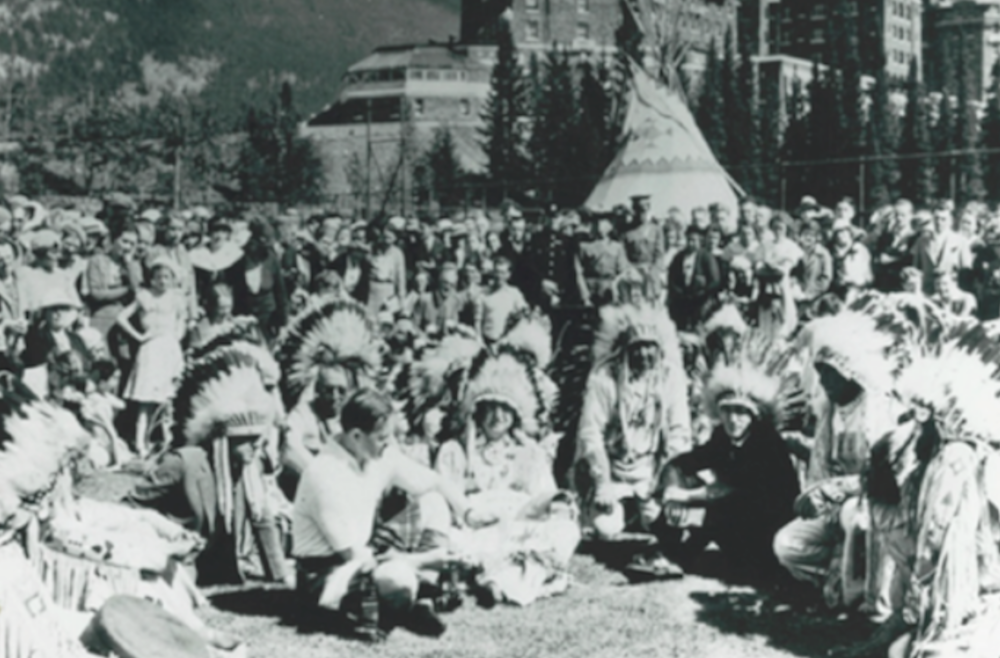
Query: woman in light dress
[[435, 349, 579, 607], [116, 258, 187, 457]]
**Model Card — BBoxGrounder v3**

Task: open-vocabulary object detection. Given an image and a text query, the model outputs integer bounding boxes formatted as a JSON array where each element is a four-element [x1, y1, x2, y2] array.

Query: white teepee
[[586, 61, 742, 220]]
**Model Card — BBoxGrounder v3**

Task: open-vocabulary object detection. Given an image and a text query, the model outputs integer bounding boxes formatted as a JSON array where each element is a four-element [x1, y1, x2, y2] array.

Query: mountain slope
[[6, 0, 463, 119]]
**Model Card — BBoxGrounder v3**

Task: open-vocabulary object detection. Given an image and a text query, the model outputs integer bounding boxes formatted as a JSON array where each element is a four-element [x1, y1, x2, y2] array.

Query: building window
[[576, 22, 591, 41], [410, 70, 424, 80], [526, 20, 540, 41], [444, 71, 458, 81], [578, 0, 590, 12], [414, 99, 424, 116], [426, 70, 441, 80], [461, 99, 471, 116], [525, 0, 539, 10]]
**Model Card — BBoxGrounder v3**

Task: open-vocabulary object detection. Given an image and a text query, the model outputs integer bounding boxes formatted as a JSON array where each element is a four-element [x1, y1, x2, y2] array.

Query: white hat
[[388, 216, 406, 231], [29, 229, 61, 251], [140, 208, 163, 222], [831, 218, 854, 234]]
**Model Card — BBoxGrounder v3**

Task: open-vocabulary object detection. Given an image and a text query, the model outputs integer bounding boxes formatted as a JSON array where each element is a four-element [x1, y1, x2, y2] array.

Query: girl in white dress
[[116, 258, 187, 456]]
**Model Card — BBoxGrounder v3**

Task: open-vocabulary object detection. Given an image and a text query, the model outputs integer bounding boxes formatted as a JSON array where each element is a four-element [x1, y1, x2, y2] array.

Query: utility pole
[[366, 98, 373, 221]]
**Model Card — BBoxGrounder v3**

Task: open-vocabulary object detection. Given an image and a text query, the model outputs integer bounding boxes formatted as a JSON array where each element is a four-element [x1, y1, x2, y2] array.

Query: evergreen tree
[[695, 39, 728, 166], [863, 65, 899, 210], [956, 42, 985, 203], [829, 1, 863, 201], [423, 125, 465, 209], [529, 46, 579, 206], [898, 59, 936, 205], [758, 80, 782, 205], [236, 82, 324, 205], [576, 58, 616, 195], [808, 60, 839, 202], [981, 59, 1000, 201], [722, 27, 754, 195], [783, 78, 813, 205], [738, 18, 763, 199], [479, 18, 530, 201], [934, 92, 956, 200]]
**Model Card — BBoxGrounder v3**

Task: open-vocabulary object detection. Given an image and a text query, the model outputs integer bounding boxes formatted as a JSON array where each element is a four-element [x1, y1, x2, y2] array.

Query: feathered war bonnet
[[799, 310, 897, 395], [591, 303, 683, 373], [274, 298, 383, 410], [459, 313, 555, 437], [701, 329, 808, 431], [847, 290, 958, 372], [187, 319, 281, 392], [173, 349, 278, 447], [0, 372, 90, 529], [894, 322, 1000, 447]]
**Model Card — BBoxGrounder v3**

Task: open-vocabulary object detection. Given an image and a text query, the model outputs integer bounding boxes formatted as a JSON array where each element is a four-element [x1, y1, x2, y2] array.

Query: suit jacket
[[224, 252, 289, 341], [911, 231, 971, 295], [331, 248, 372, 305]]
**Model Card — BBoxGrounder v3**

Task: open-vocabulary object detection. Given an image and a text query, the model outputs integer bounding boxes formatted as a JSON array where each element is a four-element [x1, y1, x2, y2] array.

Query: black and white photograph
[[1, 0, 999, 657]]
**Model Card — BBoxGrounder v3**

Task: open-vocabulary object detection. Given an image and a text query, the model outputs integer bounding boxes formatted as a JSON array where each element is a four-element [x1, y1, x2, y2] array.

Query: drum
[[81, 595, 212, 658]]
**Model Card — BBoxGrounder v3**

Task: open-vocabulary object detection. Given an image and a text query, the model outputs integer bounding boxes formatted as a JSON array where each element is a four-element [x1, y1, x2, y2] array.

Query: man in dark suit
[[668, 225, 722, 331], [497, 207, 533, 299]]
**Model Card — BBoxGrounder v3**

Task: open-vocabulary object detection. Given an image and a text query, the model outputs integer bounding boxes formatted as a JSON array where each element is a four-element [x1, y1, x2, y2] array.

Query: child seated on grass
[[82, 358, 131, 468]]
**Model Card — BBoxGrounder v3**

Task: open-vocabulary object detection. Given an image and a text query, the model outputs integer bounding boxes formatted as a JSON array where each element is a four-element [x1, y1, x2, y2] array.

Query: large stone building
[[301, 42, 493, 211], [924, 0, 1000, 99], [766, 0, 923, 79], [304, 0, 740, 204]]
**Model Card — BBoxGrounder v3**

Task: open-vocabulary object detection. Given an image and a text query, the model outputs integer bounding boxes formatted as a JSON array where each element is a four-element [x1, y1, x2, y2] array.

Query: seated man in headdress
[[126, 360, 289, 588], [279, 300, 383, 498], [293, 388, 496, 642], [575, 304, 692, 579], [773, 313, 901, 620]]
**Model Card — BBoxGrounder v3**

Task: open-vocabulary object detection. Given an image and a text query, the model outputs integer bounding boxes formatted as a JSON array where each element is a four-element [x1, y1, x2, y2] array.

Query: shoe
[[622, 552, 685, 583], [402, 600, 447, 638]]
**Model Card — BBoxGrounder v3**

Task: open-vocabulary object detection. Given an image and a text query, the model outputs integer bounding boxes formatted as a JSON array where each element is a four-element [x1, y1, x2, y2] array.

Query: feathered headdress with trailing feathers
[[848, 291, 959, 371], [172, 349, 279, 447], [274, 299, 382, 409], [591, 304, 683, 371], [893, 320, 1000, 446], [798, 310, 898, 394], [0, 374, 90, 527], [406, 333, 484, 426], [701, 329, 809, 431]]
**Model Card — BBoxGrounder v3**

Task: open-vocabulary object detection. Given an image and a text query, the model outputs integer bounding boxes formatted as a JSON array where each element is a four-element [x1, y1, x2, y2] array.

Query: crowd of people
[[0, 189, 999, 658]]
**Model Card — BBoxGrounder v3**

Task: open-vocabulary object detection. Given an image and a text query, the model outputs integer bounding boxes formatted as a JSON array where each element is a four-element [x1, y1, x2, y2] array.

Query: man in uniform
[[621, 195, 666, 279], [579, 215, 630, 307]]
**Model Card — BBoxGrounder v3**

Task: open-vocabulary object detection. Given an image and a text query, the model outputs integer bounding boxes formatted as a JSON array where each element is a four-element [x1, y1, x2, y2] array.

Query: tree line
[[694, 0, 1000, 212], [6, 82, 325, 207]]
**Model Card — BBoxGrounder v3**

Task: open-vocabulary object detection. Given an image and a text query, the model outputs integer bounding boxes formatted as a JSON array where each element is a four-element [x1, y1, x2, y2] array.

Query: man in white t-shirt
[[478, 257, 527, 343], [292, 388, 495, 642]]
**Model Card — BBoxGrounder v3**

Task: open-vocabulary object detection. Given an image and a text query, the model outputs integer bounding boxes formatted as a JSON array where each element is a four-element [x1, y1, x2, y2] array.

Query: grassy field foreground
[[77, 473, 870, 658], [202, 554, 870, 658]]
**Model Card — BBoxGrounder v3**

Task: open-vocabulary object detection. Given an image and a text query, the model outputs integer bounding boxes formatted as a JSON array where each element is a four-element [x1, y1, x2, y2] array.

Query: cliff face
[[2, 0, 462, 118]]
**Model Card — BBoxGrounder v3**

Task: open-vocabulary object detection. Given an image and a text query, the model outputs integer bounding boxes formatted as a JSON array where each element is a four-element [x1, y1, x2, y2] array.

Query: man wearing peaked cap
[[622, 193, 666, 281]]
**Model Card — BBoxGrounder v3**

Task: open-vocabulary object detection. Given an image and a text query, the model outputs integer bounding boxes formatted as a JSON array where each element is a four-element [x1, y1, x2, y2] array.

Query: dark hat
[[81, 595, 213, 658], [630, 194, 651, 203]]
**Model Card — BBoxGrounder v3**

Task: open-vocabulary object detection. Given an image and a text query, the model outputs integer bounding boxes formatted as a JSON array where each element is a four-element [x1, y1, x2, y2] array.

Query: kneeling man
[[292, 387, 494, 642]]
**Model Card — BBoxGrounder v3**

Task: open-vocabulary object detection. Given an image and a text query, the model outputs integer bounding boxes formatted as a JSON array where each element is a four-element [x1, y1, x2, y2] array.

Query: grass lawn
[[76, 472, 871, 658], [202, 554, 871, 658]]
